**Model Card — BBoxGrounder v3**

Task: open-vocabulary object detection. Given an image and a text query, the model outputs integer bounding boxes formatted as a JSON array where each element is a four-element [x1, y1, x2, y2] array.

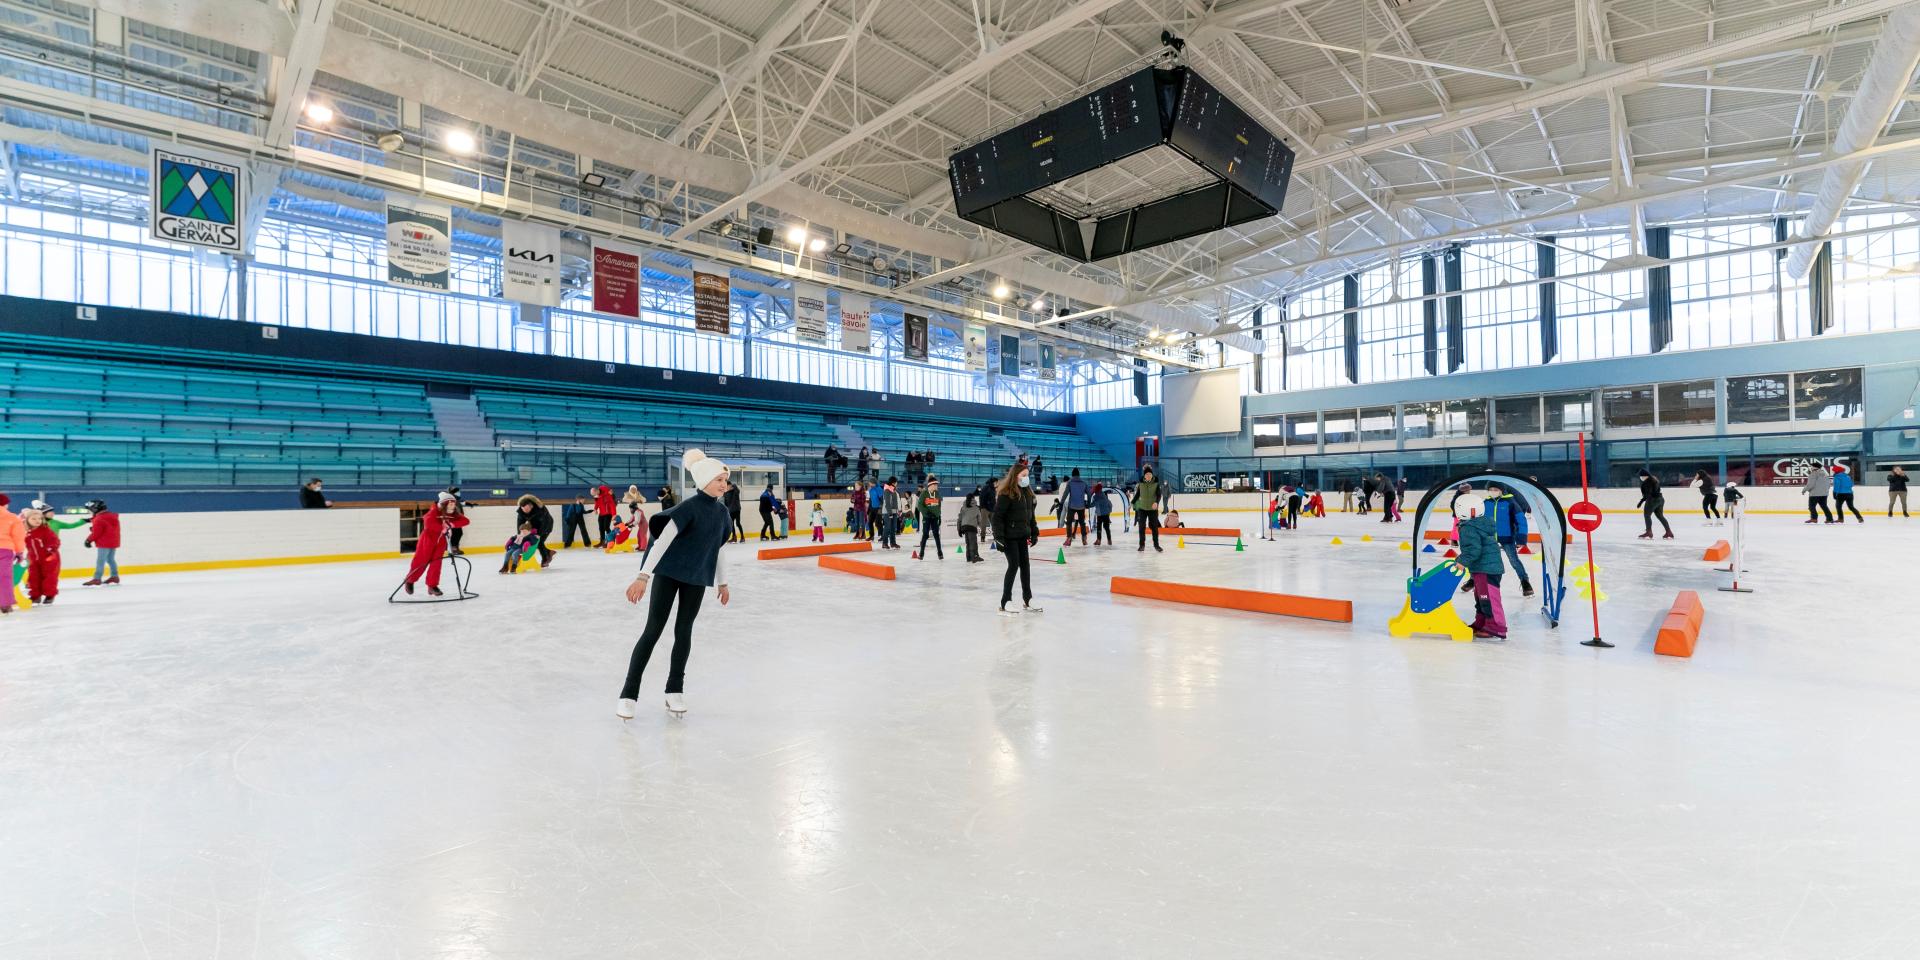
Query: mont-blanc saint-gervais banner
[[501, 220, 562, 307], [150, 147, 245, 254], [385, 199, 453, 291]]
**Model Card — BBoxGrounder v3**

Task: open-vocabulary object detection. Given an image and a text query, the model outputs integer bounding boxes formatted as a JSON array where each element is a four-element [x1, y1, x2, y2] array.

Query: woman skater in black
[[1694, 468, 1720, 523], [617, 450, 733, 719], [991, 461, 1041, 616], [1636, 469, 1674, 539]]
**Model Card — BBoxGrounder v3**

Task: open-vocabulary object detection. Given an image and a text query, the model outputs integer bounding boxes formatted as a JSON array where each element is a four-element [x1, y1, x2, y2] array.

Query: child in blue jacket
[[1454, 492, 1507, 640], [1485, 482, 1534, 599]]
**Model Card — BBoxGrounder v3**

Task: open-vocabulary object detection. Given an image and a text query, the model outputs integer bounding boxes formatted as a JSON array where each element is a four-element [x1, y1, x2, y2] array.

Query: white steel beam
[[666, 0, 829, 146], [668, 0, 1134, 242], [262, 0, 337, 149]]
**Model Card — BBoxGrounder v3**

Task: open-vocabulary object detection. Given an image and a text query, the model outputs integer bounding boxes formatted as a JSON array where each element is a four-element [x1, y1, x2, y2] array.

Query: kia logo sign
[[508, 247, 555, 263]]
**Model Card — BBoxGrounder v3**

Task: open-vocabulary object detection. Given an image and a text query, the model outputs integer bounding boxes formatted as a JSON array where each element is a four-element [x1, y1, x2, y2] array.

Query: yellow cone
[[1329, 537, 1343, 545], [1177, 536, 1186, 549], [1399, 541, 1413, 552], [1361, 534, 1373, 542]]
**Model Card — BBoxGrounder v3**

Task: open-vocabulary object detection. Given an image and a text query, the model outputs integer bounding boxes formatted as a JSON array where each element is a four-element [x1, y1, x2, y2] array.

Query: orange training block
[[818, 554, 895, 580], [1701, 540, 1730, 562], [758, 541, 874, 561], [1655, 590, 1705, 658], [1175, 527, 1241, 538], [1109, 576, 1352, 623]]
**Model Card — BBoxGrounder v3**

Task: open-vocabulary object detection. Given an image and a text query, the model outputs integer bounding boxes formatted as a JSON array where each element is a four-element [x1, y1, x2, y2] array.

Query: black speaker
[[755, 226, 774, 247]]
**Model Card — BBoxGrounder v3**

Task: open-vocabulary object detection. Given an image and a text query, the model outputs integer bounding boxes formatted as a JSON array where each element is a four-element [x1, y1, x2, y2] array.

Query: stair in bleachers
[[428, 395, 506, 483]]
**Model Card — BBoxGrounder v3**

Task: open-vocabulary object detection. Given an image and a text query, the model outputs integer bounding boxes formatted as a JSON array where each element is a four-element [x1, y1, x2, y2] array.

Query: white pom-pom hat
[[683, 448, 729, 489]]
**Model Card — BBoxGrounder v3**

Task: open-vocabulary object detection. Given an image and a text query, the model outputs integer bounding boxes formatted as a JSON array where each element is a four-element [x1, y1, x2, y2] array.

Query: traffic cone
[[1234, 536, 1245, 552], [1329, 537, 1343, 546], [1177, 536, 1186, 549], [1422, 544, 1437, 553], [1361, 534, 1373, 542], [1055, 547, 1067, 565], [1518, 544, 1532, 555], [1442, 548, 1458, 558], [912, 549, 919, 559], [956, 544, 964, 555], [1399, 541, 1413, 552]]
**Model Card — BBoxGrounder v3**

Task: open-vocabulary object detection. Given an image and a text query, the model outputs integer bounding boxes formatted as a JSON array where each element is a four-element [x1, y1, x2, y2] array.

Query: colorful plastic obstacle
[[1518, 544, 1531, 555], [10, 561, 30, 611], [1421, 544, 1437, 554], [1570, 562, 1608, 602], [759, 541, 873, 560], [956, 543, 965, 555], [1399, 541, 1413, 552], [819, 554, 895, 581], [1109, 576, 1353, 622], [1387, 559, 1474, 642], [1234, 536, 1245, 552], [1055, 547, 1067, 565], [1442, 548, 1458, 558], [1655, 590, 1706, 657], [1360, 534, 1372, 542], [1177, 536, 1186, 549], [1329, 537, 1343, 546], [1701, 540, 1730, 562], [512, 539, 543, 574]]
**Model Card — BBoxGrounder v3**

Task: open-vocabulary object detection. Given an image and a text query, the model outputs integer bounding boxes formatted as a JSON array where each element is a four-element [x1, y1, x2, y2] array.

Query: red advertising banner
[[592, 242, 642, 317], [693, 261, 731, 335]]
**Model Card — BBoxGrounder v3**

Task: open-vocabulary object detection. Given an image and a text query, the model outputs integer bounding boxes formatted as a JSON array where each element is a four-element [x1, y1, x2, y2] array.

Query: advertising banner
[[841, 293, 871, 353], [150, 147, 244, 253], [904, 313, 929, 361], [591, 241, 643, 317], [1039, 342, 1056, 379], [501, 220, 562, 306], [965, 322, 989, 371], [794, 283, 828, 344], [385, 199, 452, 290], [693, 260, 732, 335], [999, 332, 1022, 377]]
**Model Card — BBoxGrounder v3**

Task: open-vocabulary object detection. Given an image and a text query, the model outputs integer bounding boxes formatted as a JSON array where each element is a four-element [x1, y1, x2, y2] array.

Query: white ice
[[4, 509, 1919, 958]]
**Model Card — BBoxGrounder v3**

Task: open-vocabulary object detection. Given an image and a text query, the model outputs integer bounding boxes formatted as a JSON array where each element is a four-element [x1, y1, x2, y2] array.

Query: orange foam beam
[[1109, 576, 1352, 623], [758, 541, 874, 561], [1701, 540, 1730, 562], [818, 554, 895, 580], [1166, 527, 1241, 538], [1655, 589, 1705, 658]]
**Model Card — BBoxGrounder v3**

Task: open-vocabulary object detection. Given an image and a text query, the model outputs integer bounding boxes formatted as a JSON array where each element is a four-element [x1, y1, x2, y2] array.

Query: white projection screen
[[1162, 368, 1243, 436]]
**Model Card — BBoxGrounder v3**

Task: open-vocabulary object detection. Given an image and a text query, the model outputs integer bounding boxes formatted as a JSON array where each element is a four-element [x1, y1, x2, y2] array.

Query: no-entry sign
[[1568, 500, 1603, 533]]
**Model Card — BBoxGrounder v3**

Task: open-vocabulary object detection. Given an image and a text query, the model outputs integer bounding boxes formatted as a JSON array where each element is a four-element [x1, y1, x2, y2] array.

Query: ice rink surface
[[4, 509, 1919, 958]]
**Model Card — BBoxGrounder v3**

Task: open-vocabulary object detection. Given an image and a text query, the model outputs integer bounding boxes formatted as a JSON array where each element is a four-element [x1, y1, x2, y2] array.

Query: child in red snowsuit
[[402, 492, 469, 596], [23, 508, 61, 604]]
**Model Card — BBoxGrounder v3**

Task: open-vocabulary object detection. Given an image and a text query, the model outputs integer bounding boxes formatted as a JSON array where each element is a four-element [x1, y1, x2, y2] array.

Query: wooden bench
[[1109, 577, 1352, 623], [819, 555, 895, 580], [1655, 590, 1705, 658]]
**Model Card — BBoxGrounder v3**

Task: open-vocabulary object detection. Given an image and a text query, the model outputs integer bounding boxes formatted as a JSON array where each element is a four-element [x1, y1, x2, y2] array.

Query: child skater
[[915, 476, 945, 561], [1090, 483, 1113, 546], [499, 522, 539, 574], [401, 491, 469, 595], [1454, 491, 1506, 640], [618, 449, 733, 720], [0, 494, 22, 614], [80, 499, 119, 586], [22, 507, 60, 605], [1308, 487, 1326, 519], [809, 502, 828, 543], [958, 492, 986, 561]]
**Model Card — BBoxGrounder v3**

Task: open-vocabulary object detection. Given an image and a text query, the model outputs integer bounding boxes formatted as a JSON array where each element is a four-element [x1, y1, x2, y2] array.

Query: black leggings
[[1808, 495, 1833, 522], [1068, 508, 1088, 542], [1095, 513, 1112, 544], [1136, 509, 1161, 548], [730, 510, 744, 541], [1835, 492, 1862, 521], [620, 574, 705, 698], [597, 514, 613, 544], [1642, 499, 1672, 536], [1701, 493, 1719, 518], [919, 519, 944, 556], [1001, 537, 1032, 606]]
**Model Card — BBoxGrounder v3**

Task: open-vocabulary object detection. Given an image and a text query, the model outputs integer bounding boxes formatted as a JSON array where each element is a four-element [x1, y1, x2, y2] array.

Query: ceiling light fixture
[[786, 225, 808, 245], [444, 128, 477, 155], [302, 101, 334, 124], [809, 237, 828, 253], [580, 172, 607, 189], [1030, 296, 1048, 312], [992, 281, 1011, 300]]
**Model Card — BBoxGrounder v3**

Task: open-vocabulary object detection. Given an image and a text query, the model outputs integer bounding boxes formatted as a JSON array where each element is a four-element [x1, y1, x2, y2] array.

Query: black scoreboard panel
[[948, 67, 1162, 217], [1167, 70, 1295, 212]]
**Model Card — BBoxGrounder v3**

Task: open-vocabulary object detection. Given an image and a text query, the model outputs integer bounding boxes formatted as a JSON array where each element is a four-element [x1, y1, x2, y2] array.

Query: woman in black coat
[[516, 494, 556, 564], [990, 461, 1041, 616]]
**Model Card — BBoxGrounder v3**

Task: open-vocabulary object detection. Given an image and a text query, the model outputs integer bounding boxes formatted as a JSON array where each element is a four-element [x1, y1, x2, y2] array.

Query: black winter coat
[[990, 487, 1037, 545]]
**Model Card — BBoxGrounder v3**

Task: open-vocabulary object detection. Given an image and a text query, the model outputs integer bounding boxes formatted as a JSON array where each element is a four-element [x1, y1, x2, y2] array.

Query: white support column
[[262, 0, 338, 149]]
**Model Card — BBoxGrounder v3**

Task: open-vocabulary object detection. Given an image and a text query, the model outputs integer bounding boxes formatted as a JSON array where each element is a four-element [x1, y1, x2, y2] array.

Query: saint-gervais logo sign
[[150, 148, 243, 253]]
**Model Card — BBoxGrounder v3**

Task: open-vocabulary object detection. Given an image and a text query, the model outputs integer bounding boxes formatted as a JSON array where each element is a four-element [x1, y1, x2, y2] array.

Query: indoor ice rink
[[3, 0, 1920, 957]]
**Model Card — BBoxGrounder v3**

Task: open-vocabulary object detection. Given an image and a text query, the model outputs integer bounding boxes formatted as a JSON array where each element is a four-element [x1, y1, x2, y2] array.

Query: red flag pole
[[1577, 431, 1611, 648]]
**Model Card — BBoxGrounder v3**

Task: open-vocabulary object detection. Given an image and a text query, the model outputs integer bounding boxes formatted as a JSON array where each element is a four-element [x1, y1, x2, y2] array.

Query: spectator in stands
[[906, 451, 921, 484], [594, 485, 618, 544], [924, 450, 936, 473], [516, 494, 556, 564], [868, 448, 884, 480], [561, 495, 596, 549], [856, 447, 871, 481], [300, 478, 331, 509], [1031, 456, 1044, 481], [724, 480, 745, 543], [80, 499, 120, 587], [990, 461, 1040, 616], [758, 483, 782, 541], [1133, 465, 1164, 552], [915, 476, 945, 561], [825, 444, 841, 484], [0, 494, 20, 614]]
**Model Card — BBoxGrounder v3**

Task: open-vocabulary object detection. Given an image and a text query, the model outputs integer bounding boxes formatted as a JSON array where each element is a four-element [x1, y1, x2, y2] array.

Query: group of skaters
[[1798, 462, 1906, 523], [0, 493, 122, 613]]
